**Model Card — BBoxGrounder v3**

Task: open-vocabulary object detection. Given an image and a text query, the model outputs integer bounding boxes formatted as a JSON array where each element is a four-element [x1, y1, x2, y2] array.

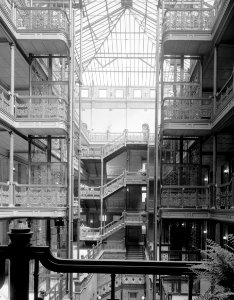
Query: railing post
[[34, 259, 39, 300], [8, 226, 33, 300], [188, 274, 193, 300], [111, 273, 116, 300]]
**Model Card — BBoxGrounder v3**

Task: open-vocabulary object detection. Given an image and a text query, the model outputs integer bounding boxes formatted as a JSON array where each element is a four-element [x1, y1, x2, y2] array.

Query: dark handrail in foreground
[[0, 228, 199, 300]]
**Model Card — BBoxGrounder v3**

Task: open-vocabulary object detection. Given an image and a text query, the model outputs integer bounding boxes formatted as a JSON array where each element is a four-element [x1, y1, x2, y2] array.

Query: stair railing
[[102, 132, 126, 157], [101, 214, 125, 238], [103, 171, 126, 198]]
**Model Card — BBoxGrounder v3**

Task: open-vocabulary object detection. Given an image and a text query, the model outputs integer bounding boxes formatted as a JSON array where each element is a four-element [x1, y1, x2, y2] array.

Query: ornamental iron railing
[[14, 183, 67, 207], [163, 8, 215, 32], [161, 185, 210, 208], [0, 85, 10, 114], [163, 97, 212, 121], [15, 6, 69, 34], [0, 182, 67, 207], [15, 95, 68, 121]]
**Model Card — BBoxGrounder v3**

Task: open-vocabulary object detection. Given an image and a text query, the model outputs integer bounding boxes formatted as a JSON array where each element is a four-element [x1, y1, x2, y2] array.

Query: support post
[[10, 43, 15, 115], [213, 45, 218, 113], [153, 3, 160, 300], [68, 0, 75, 297], [9, 132, 14, 206], [212, 134, 217, 208], [231, 174, 234, 209], [29, 54, 33, 96], [100, 153, 104, 235], [28, 137, 32, 184], [77, 0, 84, 268]]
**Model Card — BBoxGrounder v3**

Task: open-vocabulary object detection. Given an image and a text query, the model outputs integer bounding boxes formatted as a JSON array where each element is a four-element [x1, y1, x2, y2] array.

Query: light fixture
[[223, 236, 227, 240], [141, 296, 145, 300], [203, 230, 207, 234]]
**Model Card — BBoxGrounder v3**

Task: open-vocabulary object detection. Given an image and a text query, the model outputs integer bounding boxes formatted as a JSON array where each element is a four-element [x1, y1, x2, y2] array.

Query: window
[[133, 89, 142, 98], [150, 89, 155, 98], [81, 89, 89, 98], [116, 89, 124, 98], [99, 89, 107, 98]]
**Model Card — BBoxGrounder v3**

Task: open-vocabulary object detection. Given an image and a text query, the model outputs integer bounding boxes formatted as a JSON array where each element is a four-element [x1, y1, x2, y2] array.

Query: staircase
[[102, 216, 125, 239], [81, 130, 149, 160], [80, 170, 146, 200], [126, 245, 145, 260], [80, 212, 146, 241]]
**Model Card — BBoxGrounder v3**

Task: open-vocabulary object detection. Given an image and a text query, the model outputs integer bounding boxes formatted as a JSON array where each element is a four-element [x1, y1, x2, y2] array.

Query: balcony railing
[[163, 8, 215, 32], [161, 250, 200, 262], [88, 131, 123, 143], [0, 85, 10, 114], [0, 182, 10, 206], [163, 97, 212, 121], [0, 182, 67, 207], [80, 185, 101, 199], [161, 185, 210, 208], [14, 183, 67, 207], [15, 6, 69, 34], [15, 95, 68, 121], [216, 180, 233, 209], [80, 146, 102, 158]]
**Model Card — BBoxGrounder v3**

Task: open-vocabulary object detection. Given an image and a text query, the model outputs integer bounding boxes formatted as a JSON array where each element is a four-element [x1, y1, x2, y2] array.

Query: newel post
[[8, 226, 33, 300]]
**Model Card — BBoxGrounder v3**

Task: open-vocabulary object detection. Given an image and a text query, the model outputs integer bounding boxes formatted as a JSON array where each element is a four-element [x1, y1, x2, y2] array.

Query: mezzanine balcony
[[159, 178, 234, 222], [0, 161, 67, 218], [162, 96, 212, 136], [212, 70, 234, 131], [14, 95, 68, 135], [0, 2, 69, 54], [161, 185, 210, 208], [162, 6, 219, 55]]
